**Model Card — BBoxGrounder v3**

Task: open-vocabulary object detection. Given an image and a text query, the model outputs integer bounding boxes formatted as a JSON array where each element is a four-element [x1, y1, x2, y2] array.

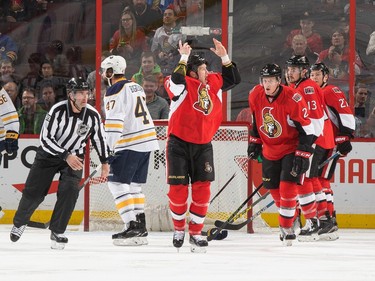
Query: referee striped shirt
[[40, 100, 108, 163]]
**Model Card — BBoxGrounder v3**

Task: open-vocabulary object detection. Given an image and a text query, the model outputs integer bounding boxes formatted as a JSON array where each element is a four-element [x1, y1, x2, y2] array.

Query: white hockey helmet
[[100, 55, 127, 75]]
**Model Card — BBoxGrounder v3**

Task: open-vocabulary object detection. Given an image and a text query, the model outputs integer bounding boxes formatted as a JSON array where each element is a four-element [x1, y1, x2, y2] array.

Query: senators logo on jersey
[[193, 85, 213, 115], [260, 107, 282, 138]]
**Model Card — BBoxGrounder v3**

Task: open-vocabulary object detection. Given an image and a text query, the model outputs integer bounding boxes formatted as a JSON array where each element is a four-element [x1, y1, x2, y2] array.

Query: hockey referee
[[10, 77, 109, 249]]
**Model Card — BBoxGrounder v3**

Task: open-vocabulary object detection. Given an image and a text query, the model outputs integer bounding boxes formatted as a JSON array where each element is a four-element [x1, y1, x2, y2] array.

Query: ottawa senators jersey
[[293, 78, 325, 138], [322, 84, 355, 136], [249, 84, 315, 161], [165, 73, 223, 144]]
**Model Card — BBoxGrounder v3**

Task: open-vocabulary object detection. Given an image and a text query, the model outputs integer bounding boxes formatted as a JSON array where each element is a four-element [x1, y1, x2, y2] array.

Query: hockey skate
[[10, 225, 26, 242], [292, 214, 302, 236], [279, 227, 296, 246], [189, 234, 208, 253], [136, 213, 148, 245], [298, 218, 320, 242], [0, 206, 4, 219], [50, 231, 68, 250], [318, 212, 339, 241], [173, 231, 185, 251], [112, 221, 143, 246]]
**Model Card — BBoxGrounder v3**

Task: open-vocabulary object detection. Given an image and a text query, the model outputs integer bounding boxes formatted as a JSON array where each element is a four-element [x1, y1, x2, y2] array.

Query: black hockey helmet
[[260, 64, 282, 78], [310, 62, 329, 76], [187, 54, 208, 74], [67, 77, 89, 93], [285, 55, 310, 69]]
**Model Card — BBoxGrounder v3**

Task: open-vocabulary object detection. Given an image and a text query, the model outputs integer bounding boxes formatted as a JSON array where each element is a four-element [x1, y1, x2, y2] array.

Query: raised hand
[[210, 38, 227, 58]]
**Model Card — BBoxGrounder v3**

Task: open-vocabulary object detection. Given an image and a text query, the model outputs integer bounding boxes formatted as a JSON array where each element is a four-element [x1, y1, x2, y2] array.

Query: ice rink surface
[[1, 225, 374, 281]]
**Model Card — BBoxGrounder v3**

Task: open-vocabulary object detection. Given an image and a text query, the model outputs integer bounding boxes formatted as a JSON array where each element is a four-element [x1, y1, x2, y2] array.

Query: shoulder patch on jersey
[[332, 87, 342, 93], [292, 92, 303, 102], [106, 80, 132, 97], [304, 86, 315, 95]]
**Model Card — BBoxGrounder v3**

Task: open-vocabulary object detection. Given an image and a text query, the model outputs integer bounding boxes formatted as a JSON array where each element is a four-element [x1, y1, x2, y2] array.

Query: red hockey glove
[[247, 136, 262, 160], [335, 135, 352, 156], [291, 144, 314, 177]]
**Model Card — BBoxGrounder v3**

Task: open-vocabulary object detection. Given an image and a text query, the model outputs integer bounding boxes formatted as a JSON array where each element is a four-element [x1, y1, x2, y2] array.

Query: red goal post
[[84, 121, 269, 233]]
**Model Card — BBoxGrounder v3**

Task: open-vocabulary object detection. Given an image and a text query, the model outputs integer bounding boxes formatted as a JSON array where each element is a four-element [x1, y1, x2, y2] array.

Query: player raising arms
[[0, 86, 19, 219], [101, 55, 159, 246], [10, 77, 109, 249], [310, 62, 355, 240], [248, 63, 315, 246], [164, 39, 241, 253]]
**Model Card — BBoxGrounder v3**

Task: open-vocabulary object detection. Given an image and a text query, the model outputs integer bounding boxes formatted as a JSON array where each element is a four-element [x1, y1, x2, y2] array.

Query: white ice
[[1, 225, 374, 281]]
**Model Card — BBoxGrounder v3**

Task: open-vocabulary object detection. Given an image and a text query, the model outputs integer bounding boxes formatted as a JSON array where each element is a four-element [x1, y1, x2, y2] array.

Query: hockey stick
[[27, 164, 104, 229], [210, 172, 237, 204], [215, 200, 275, 231], [199, 172, 237, 240], [318, 152, 341, 170], [214, 190, 270, 228], [206, 182, 264, 241]]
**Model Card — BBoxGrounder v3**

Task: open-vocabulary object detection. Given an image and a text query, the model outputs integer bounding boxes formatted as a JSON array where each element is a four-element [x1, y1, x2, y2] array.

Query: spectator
[[0, 59, 21, 86], [0, 27, 18, 62], [66, 46, 89, 81], [3, 0, 48, 22], [323, 45, 349, 81], [151, 7, 186, 76], [125, 0, 163, 37], [354, 83, 370, 124], [279, 34, 318, 67], [142, 75, 169, 119], [284, 11, 323, 54], [364, 106, 375, 138], [18, 87, 47, 134], [366, 30, 375, 56], [235, 107, 252, 128], [109, 9, 149, 78], [20, 52, 44, 90], [3, 81, 21, 110], [86, 51, 111, 114], [45, 40, 69, 77], [35, 60, 67, 102], [131, 51, 165, 99], [37, 83, 57, 112], [317, 28, 365, 75]]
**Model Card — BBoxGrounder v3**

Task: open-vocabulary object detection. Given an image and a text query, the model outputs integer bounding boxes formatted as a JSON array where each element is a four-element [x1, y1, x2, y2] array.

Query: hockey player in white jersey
[[0, 87, 19, 219], [101, 55, 159, 246]]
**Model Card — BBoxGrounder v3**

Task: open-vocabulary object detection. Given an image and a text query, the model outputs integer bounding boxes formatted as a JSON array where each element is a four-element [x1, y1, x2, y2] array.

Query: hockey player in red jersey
[[164, 39, 241, 252], [310, 62, 355, 240], [248, 63, 315, 246], [286, 55, 332, 242]]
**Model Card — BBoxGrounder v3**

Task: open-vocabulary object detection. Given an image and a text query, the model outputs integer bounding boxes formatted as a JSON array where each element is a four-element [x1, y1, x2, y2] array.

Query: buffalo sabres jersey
[[0, 87, 19, 143], [104, 79, 159, 152], [249, 84, 315, 161]]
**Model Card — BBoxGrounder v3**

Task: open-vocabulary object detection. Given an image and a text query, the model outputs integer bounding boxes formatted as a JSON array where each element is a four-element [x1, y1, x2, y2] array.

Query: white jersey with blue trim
[[0, 87, 19, 142], [104, 78, 159, 153]]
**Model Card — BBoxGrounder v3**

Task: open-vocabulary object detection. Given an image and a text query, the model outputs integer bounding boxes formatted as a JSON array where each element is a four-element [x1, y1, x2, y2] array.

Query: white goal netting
[[86, 121, 271, 233]]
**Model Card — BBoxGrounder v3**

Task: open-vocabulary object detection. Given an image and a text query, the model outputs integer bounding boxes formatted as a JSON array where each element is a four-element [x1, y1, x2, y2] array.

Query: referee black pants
[[13, 147, 82, 234]]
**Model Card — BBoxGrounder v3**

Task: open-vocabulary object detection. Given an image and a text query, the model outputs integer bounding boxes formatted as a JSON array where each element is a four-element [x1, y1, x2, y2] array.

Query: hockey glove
[[335, 135, 352, 156], [291, 144, 314, 177], [247, 136, 262, 160], [5, 130, 19, 155]]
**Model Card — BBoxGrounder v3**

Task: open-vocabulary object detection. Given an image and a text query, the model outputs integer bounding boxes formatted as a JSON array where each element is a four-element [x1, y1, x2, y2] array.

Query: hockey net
[[86, 121, 271, 233]]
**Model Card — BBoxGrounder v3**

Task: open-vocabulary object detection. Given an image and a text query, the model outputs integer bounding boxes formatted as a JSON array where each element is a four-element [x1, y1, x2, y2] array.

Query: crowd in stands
[[0, 0, 374, 138]]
